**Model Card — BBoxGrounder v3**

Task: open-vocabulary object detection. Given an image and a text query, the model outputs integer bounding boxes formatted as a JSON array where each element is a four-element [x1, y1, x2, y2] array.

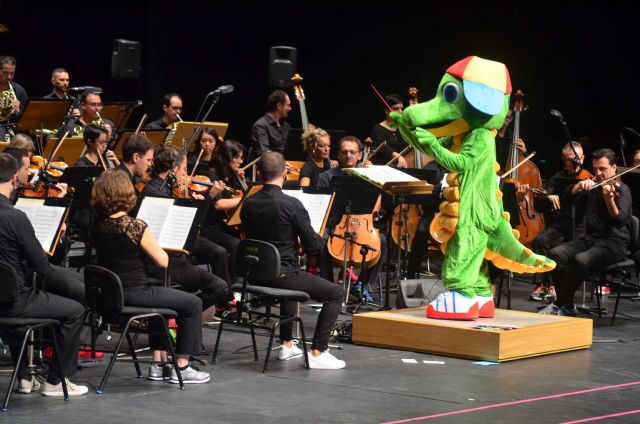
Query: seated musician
[[74, 123, 119, 168], [91, 169, 211, 383], [0, 152, 88, 396], [0, 56, 28, 142], [139, 144, 234, 319], [369, 94, 408, 168], [200, 140, 248, 286], [241, 152, 346, 369], [118, 133, 155, 186], [540, 148, 632, 316], [146, 92, 182, 130], [59, 91, 116, 137], [316, 136, 384, 295], [299, 127, 337, 188], [517, 141, 588, 301], [187, 127, 221, 179]]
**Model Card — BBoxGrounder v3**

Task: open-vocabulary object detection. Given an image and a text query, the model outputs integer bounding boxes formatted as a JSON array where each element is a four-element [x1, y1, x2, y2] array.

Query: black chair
[[212, 239, 310, 373], [83, 265, 184, 393], [0, 261, 68, 411], [589, 215, 640, 325]]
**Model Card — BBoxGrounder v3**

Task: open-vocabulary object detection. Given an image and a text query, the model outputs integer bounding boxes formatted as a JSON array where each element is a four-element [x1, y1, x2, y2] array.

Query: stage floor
[[2, 277, 640, 424]]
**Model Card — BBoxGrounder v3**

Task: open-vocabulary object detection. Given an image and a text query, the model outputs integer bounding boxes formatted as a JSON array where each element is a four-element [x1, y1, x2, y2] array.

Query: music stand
[[113, 128, 169, 159], [59, 166, 103, 209], [17, 98, 69, 132], [328, 176, 381, 306], [43, 136, 85, 164], [169, 121, 229, 149], [100, 101, 141, 133]]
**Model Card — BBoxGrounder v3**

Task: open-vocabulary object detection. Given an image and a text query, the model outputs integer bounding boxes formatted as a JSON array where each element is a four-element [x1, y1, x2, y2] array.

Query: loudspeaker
[[111, 39, 142, 81], [268, 46, 297, 88], [396, 278, 446, 308]]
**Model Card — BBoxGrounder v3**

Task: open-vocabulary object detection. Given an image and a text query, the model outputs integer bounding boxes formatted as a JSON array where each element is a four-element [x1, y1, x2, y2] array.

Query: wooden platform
[[352, 307, 593, 362]]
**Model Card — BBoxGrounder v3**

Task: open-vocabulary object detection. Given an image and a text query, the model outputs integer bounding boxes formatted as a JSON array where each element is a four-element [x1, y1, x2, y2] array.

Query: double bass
[[504, 90, 545, 246], [327, 139, 382, 268]]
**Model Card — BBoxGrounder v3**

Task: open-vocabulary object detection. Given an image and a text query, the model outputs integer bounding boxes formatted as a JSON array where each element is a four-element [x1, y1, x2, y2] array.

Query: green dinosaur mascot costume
[[392, 56, 555, 320]]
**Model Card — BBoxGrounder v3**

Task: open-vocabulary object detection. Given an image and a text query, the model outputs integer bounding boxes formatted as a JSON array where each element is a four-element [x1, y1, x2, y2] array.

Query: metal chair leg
[[97, 320, 133, 394], [125, 332, 143, 378], [159, 315, 183, 389]]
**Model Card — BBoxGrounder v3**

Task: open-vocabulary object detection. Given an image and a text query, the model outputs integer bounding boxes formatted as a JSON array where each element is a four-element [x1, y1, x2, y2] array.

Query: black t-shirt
[[299, 159, 330, 188], [370, 123, 408, 165]]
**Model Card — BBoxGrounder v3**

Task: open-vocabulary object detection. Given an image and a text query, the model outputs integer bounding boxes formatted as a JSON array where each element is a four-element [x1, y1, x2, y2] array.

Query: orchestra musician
[[539, 148, 632, 316], [517, 141, 588, 301], [298, 127, 337, 188], [187, 127, 221, 179], [246, 90, 291, 164], [369, 94, 408, 168], [63, 91, 115, 137], [0, 152, 88, 396], [43, 68, 73, 100], [117, 133, 155, 186], [91, 169, 211, 384], [139, 144, 234, 325], [240, 151, 346, 369], [74, 124, 119, 168], [145, 92, 182, 130], [0, 56, 28, 141], [495, 110, 528, 171]]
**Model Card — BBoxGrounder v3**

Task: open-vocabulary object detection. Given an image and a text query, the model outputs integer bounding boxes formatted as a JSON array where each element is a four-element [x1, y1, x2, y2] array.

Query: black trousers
[[407, 212, 435, 276], [190, 236, 232, 287], [532, 226, 568, 285], [548, 239, 625, 307], [123, 285, 202, 356], [1, 290, 85, 384], [169, 263, 232, 309], [43, 265, 85, 305], [261, 271, 343, 352], [201, 226, 241, 286]]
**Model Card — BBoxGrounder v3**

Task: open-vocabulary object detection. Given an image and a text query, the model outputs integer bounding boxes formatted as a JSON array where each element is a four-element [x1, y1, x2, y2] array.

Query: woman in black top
[[73, 124, 119, 168], [299, 127, 336, 188], [369, 94, 408, 167], [187, 127, 221, 180], [92, 169, 210, 384]]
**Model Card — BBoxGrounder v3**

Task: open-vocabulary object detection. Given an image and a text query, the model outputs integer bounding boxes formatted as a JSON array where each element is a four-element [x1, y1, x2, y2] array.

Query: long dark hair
[[212, 139, 244, 181], [191, 127, 220, 158]]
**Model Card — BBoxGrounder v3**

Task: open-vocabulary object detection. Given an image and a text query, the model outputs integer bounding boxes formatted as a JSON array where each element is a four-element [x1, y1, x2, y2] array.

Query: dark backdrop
[[1, 1, 638, 177]]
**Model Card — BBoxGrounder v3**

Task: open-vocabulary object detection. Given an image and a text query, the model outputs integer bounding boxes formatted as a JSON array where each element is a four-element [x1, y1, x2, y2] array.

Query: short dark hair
[[385, 94, 403, 107], [122, 134, 153, 162], [153, 144, 180, 174], [0, 152, 19, 183], [338, 135, 363, 152], [592, 148, 617, 166], [83, 124, 108, 145], [258, 151, 285, 182], [162, 92, 181, 107], [51, 67, 68, 76], [3, 147, 28, 168], [80, 91, 101, 103], [266, 90, 288, 112], [0, 56, 16, 66]]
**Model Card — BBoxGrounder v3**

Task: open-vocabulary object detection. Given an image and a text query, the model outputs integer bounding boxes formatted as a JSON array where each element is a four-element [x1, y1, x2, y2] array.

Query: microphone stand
[[619, 132, 628, 167]]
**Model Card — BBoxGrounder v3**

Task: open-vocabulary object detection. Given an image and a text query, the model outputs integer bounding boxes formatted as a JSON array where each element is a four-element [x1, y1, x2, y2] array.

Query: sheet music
[[344, 165, 420, 186], [136, 197, 174, 240], [15, 198, 66, 252], [283, 190, 332, 234], [158, 205, 197, 250]]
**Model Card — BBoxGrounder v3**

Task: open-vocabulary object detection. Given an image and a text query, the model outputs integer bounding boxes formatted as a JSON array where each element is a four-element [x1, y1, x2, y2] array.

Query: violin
[[21, 183, 64, 198], [30, 155, 68, 179], [504, 90, 545, 246], [135, 171, 152, 193]]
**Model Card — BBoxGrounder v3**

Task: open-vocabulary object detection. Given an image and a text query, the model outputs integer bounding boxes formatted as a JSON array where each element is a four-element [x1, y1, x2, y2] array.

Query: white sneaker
[[16, 376, 41, 394], [42, 378, 89, 397], [308, 349, 345, 370], [278, 341, 303, 361]]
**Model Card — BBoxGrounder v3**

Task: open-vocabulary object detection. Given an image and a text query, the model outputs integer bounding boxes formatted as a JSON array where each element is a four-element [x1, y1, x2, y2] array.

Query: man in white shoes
[[241, 152, 346, 370], [0, 153, 88, 396]]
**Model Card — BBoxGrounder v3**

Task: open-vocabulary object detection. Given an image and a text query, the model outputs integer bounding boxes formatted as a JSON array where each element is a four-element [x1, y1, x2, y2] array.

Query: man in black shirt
[[0, 56, 28, 141], [247, 90, 291, 164], [241, 152, 345, 369], [146, 92, 182, 130], [0, 153, 88, 396], [117, 133, 154, 186], [43, 68, 72, 100], [540, 148, 632, 316]]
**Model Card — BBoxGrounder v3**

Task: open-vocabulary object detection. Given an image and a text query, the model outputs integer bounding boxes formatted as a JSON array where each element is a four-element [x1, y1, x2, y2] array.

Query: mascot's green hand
[[415, 127, 437, 148], [389, 111, 403, 128]]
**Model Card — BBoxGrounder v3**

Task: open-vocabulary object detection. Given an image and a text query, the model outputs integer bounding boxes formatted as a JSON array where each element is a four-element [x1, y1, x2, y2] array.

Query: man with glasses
[[147, 92, 183, 130], [517, 141, 588, 301]]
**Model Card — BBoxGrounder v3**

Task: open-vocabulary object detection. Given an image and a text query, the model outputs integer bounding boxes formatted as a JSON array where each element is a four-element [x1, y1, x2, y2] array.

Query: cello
[[504, 90, 545, 246], [327, 139, 382, 268]]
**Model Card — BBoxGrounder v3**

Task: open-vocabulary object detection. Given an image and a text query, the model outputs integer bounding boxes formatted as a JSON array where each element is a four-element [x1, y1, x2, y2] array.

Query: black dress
[[299, 159, 330, 188]]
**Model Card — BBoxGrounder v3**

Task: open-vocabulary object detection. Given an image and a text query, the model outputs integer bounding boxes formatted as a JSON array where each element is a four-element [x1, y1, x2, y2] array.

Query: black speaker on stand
[[111, 39, 142, 104], [268, 46, 297, 88]]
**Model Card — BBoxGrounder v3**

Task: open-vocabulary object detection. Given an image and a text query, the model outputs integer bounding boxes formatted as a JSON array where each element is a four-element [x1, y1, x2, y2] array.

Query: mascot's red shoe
[[476, 296, 495, 318], [426, 291, 479, 320]]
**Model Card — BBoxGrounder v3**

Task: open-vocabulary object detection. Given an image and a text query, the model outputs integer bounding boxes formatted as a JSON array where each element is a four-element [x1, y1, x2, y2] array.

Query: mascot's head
[[402, 56, 512, 137]]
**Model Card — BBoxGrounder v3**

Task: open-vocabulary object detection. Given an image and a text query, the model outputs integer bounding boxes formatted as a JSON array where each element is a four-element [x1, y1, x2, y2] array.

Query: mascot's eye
[[442, 83, 460, 103]]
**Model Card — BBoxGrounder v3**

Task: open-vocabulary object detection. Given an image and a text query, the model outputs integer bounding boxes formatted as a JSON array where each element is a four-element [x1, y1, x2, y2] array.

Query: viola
[[504, 90, 545, 247], [135, 171, 152, 193]]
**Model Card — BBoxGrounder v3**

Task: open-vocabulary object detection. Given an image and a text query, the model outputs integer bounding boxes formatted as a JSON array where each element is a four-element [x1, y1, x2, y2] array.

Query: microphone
[[209, 85, 234, 96], [68, 86, 102, 94], [623, 127, 640, 139], [549, 109, 565, 122]]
